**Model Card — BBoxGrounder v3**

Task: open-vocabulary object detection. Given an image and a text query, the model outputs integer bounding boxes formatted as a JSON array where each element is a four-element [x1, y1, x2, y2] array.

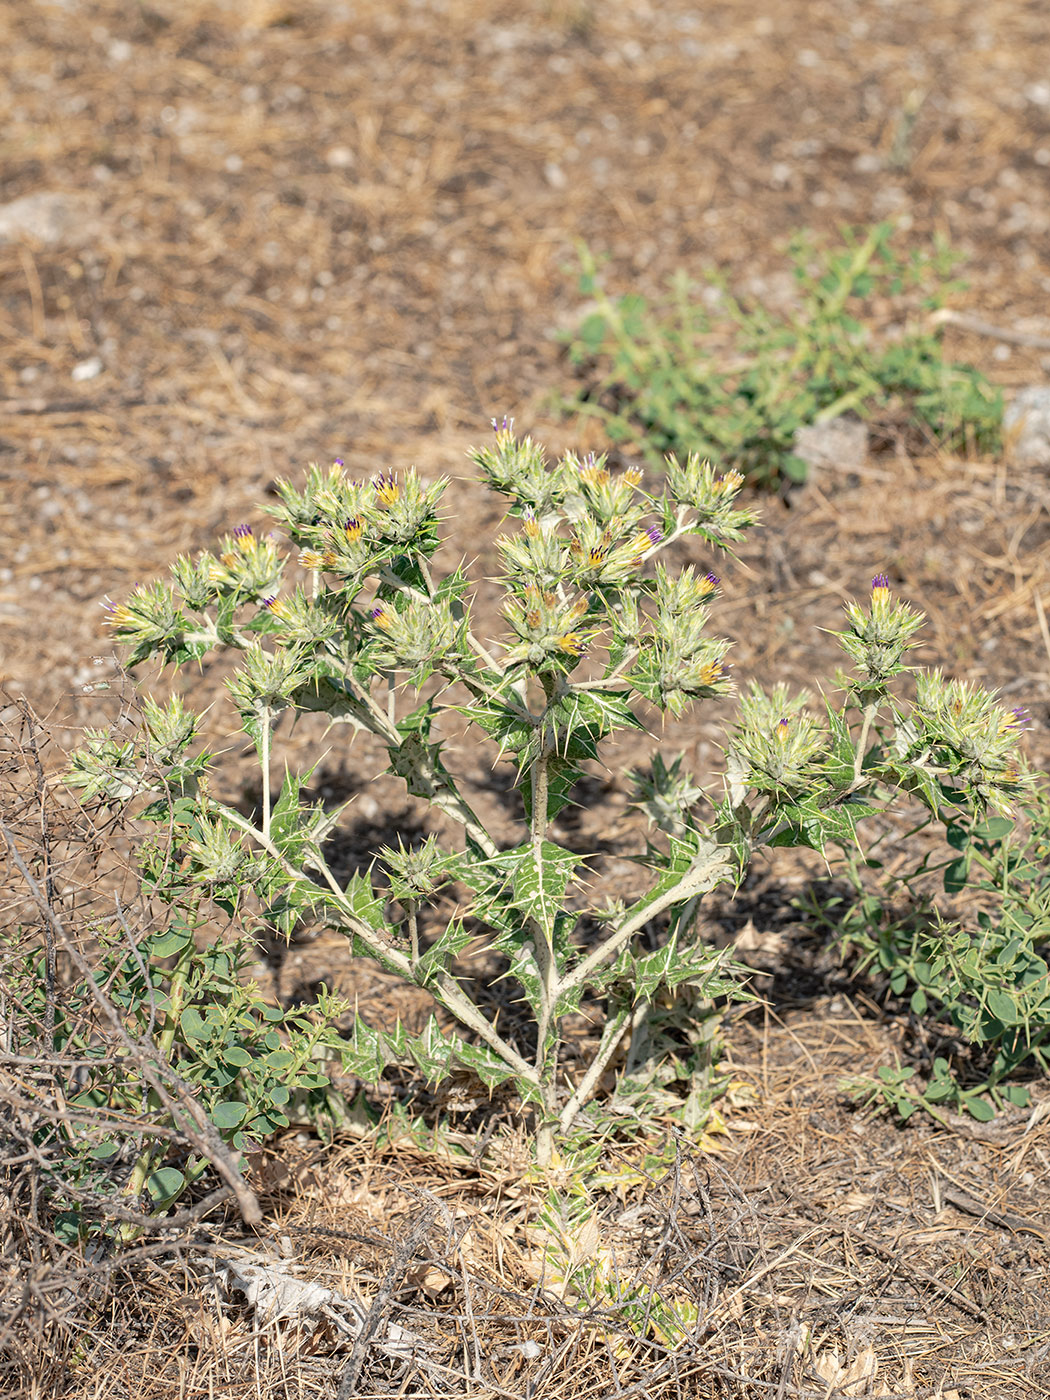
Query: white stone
[[0, 190, 100, 246], [793, 416, 869, 474], [71, 356, 104, 382], [1004, 386, 1050, 467]]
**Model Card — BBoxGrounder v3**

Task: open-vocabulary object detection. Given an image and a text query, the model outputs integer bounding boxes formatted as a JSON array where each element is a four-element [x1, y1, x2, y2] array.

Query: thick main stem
[[852, 701, 878, 785]]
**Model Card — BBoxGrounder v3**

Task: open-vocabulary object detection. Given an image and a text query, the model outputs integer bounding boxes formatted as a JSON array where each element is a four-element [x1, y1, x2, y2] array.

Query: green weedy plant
[[563, 223, 1003, 484], [6, 883, 352, 1235], [803, 780, 1050, 1123], [67, 427, 1030, 1172]]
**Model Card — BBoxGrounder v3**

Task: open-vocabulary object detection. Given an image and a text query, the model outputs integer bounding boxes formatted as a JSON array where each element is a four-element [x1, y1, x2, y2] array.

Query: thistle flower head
[[578, 453, 610, 488], [344, 516, 363, 543], [626, 525, 662, 557], [298, 548, 336, 571], [208, 526, 285, 595], [379, 833, 455, 899], [662, 452, 757, 546], [730, 683, 826, 793], [366, 595, 463, 679], [260, 594, 291, 620], [100, 580, 189, 663], [103, 598, 136, 630], [837, 573, 925, 689], [373, 473, 400, 508], [912, 671, 1031, 811], [1007, 706, 1032, 730]]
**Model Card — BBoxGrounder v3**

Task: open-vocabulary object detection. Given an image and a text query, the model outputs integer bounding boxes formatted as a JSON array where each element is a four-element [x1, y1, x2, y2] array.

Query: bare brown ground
[[2, 1, 1050, 1396]]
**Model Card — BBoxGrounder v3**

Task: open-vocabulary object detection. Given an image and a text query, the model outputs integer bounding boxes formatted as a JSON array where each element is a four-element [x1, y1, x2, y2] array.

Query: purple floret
[[871, 573, 890, 590]]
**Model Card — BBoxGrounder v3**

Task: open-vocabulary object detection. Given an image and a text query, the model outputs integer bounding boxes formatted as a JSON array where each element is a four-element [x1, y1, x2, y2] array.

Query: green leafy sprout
[[562, 222, 1003, 485]]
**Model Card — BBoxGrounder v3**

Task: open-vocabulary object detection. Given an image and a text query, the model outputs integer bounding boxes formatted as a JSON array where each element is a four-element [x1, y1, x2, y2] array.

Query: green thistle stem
[[852, 701, 879, 786], [260, 707, 272, 841]]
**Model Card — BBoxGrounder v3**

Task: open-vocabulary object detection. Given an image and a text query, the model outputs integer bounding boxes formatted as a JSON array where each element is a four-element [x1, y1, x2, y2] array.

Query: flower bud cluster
[[564, 452, 647, 525], [731, 683, 827, 793], [104, 580, 188, 658], [65, 698, 209, 804], [368, 595, 465, 678], [226, 642, 314, 718], [662, 452, 756, 544], [272, 460, 445, 560], [630, 752, 706, 835], [259, 587, 343, 646], [271, 460, 371, 536], [207, 524, 284, 596], [911, 671, 1028, 797], [629, 569, 731, 715], [170, 553, 222, 612], [65, 731, 145, 804], [838, 575, 924, 687], [141, 695, 199, 766], [470, 419, 565, 518], [182, 815, 249, 891], [502, 585, 591, 671], [379, 833, 454, 900]]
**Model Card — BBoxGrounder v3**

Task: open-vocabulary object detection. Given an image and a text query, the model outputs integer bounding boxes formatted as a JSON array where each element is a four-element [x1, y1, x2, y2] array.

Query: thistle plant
[[68, 425, 1030, 1169]]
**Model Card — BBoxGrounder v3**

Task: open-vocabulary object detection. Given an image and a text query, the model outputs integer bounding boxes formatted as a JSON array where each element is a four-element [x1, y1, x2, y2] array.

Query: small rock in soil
[[1004, 385, 1050, 468], [793, 415, 869, 475], [0, 190, 100, 246]]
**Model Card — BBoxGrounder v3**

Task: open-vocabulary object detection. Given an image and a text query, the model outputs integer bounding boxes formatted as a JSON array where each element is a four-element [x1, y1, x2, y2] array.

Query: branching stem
[[557, 1002, 633, 1134], [212, 801, 538, 1087], [558, 844, 732, 999]]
